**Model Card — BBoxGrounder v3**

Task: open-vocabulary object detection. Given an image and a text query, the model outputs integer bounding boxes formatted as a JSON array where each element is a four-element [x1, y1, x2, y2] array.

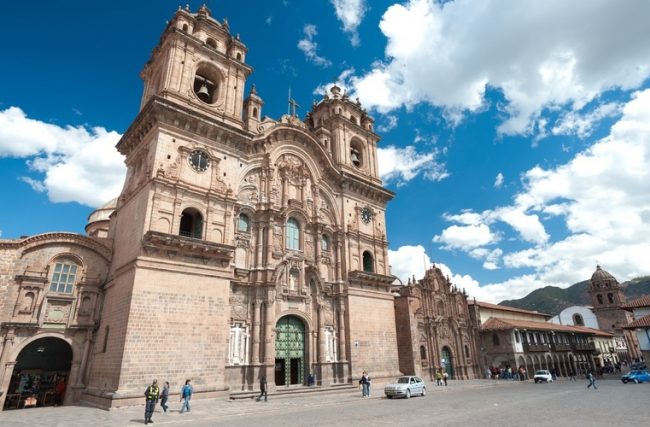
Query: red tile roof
[[469, 300, 552, 318], [621, 295, 650, 310], [624, 314, 650, 329], [480, 317, 613, 337]]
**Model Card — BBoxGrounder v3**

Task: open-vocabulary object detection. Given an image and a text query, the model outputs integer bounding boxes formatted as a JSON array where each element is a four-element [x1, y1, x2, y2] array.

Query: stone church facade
[[0, 6, 401, 410], [394, 266, 481, 380]]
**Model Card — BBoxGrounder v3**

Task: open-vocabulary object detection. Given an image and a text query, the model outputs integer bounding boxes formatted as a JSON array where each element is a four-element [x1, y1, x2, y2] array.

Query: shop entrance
[[3, 337, 72, 410], [274, 315, 305, 386]]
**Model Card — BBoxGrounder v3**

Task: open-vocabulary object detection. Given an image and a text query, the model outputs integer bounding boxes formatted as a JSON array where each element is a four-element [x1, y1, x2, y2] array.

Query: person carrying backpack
[[180, 379, 193, 413]]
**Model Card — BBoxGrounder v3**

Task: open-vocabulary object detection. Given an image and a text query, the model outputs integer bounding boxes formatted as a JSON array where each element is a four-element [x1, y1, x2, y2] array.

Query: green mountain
[[499, 276, 650, 316]]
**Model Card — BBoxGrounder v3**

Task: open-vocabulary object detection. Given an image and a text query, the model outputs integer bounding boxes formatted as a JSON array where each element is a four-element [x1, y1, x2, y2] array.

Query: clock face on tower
[[189, 149, 210, 172], [361, 207, 372, 224]]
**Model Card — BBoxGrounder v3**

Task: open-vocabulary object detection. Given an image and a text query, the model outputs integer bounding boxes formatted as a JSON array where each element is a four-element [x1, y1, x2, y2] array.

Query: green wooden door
[[441, 346, 454, 379], [275, 316, 305, 385]]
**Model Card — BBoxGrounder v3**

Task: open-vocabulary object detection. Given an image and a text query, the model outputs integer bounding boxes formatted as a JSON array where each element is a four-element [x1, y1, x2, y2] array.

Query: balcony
[[523, 343, 550, 352], [550, 342, 572, 352], [572, 342, 596, 352]]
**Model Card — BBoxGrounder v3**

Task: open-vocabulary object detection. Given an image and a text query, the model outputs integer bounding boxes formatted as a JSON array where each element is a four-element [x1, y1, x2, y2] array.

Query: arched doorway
[[441, 346, 454, 379], [4, 337, 72, 410], [275, 316, 306, 386]]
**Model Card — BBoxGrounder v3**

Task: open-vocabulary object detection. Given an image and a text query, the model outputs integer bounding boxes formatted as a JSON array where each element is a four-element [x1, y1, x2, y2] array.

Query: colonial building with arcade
[[0, 5, 401, 410]]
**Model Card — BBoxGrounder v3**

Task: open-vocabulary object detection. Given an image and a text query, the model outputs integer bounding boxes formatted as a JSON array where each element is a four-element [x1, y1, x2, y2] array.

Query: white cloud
[[494, 172, 504, 188], [348, 0, 650, 135], [435, 88, 650, 298], [378, 145, 448, 186], [330, 0, 367, 47], [433, 223, 497, 250], [0, 106, 125, 208], [552, 102, 623, 139], [377, 115, 398, 133], [297, 24, 332, 68], [482, 248, 503, 270], [265, 16, 272, 25]]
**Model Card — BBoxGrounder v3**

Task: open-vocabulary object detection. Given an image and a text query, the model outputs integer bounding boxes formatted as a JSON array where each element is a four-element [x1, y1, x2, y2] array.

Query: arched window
[[253, 107, 258, 119], [180, 208, 203, 239], [238, 213, 250, 232], [206, 38, 217, 49], [182, 24, 188, 32], [607, 293, 614, 304], [464, 345, 470, 358], [597, 294, 604, 305], [420, 345, 427, 360], [492, 333, 500, 346], [514, 331, 520, 343], [362, 251, 374, 272], [193, 64, 221, 104], [321, 234, 330, 251], [286, 218, 300, 250], [573, 313, 584, 326], [236, 52, 242, 61], [49, 260, 79, 293]]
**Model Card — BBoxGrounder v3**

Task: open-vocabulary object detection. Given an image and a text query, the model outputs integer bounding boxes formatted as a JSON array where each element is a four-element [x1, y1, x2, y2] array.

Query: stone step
[[229, 383, 358, 400]]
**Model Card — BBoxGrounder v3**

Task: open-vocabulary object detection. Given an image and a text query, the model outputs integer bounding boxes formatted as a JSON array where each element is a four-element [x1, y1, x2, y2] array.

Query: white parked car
[[533, 370, 553, 383], [384, 376, 427, 399]]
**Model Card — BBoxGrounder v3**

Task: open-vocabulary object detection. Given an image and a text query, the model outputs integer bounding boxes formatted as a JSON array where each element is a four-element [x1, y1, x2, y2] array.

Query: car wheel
[[386, 395, 393, 399], [534, 379, 538, 383], [421, 387, 427, 397], [622, 379, 627, 384], [405, 389, 411, 399], [634, 379, 639, 384]]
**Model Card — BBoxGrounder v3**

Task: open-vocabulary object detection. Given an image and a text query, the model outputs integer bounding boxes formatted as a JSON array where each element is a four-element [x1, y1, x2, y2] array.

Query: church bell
[[197, 82, 211, 102]]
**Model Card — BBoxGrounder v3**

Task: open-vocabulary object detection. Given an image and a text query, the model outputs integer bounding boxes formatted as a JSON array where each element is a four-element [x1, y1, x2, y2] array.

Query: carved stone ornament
[[45, 301, 71, 323], [277, 154, 309, 185]]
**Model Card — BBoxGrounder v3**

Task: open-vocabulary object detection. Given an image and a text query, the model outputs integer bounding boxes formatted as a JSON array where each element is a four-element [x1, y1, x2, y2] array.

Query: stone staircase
[[229, 383, 358, 400]]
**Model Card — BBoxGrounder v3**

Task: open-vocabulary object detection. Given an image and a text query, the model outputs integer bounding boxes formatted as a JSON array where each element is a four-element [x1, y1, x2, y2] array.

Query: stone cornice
[[141, 231, 235, 263], [347, 270, 396, 292], [0, 233, 112, 263]]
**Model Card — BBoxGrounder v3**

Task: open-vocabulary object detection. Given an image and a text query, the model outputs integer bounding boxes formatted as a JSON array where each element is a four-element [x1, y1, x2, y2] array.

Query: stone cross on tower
[[287, 88, 300, 117]]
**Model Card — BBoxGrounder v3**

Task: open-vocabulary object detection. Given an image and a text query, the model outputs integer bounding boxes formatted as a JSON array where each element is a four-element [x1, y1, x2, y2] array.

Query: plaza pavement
[[0, 377, 646, 426]]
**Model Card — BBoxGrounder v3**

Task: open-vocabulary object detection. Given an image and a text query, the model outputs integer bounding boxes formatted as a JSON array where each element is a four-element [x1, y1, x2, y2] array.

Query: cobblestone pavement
[[0, 378, 647, 426]]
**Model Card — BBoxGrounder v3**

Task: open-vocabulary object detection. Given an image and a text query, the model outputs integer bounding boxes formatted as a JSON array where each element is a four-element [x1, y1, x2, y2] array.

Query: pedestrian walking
[[435, 370, 442, 386], [180, 379, 193, 413], [144, 379, 160, 425], [359, 371, 371, 397], [569, 370, 577, 381], [256, 376, 268, 402], [160, 381, 170, 413], [443, 371, 448, 386], [586, 371, 598, 390]]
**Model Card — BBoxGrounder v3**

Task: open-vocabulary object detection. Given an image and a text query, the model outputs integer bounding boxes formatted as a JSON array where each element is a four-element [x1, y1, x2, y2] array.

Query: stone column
[[337, 305, 347, 361], [263, 298, 275, 366], [252, 301, 261, 364], [256, 225, 264, 269], [0, 329, 16, 410], [318, 305, 326, 363]]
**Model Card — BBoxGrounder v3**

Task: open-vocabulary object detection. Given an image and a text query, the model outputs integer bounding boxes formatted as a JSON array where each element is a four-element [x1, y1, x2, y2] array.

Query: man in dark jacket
[[256, 376, 268, 402], [160, 381, 170, 413], [144, 379, 160, 425]]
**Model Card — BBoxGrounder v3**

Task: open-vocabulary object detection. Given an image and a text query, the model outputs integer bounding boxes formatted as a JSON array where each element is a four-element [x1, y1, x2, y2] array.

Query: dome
[[85, 198, 117, 237], [590, 265, 618, 289], [590, 265, 618, 284]]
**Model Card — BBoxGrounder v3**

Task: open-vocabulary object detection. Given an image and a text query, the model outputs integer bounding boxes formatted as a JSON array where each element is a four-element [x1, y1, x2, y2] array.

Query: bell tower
[[588, 265, 640, 360], [307, 85, 380, 184], [139, 4, 251, 129]]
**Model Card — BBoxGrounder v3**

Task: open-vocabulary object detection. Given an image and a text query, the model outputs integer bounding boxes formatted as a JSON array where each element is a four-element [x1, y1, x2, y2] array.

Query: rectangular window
[[49, 262, 78, 293], [229, 322, 250, 365], [325, 326, 337, 362]]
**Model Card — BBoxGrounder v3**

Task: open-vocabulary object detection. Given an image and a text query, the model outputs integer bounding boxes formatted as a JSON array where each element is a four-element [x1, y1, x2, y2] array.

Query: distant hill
[[499, 276, 650, 316]]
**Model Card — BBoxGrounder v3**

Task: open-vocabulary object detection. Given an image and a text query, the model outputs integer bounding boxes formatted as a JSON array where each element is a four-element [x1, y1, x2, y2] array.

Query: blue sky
[[2, 0, 650, 302]]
